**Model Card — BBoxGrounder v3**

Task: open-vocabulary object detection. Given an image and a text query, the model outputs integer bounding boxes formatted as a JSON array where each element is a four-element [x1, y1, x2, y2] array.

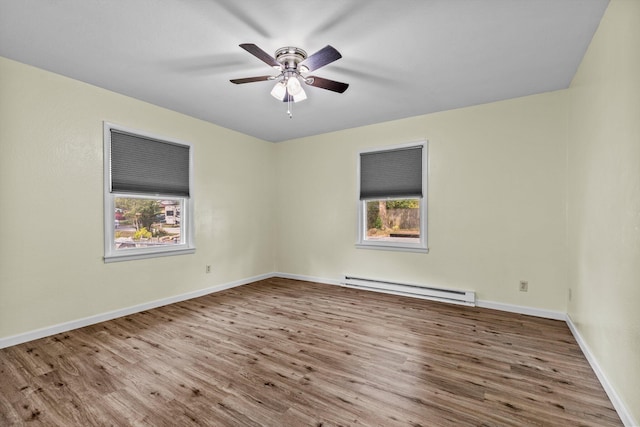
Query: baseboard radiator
[[342, 275, 476, 306]]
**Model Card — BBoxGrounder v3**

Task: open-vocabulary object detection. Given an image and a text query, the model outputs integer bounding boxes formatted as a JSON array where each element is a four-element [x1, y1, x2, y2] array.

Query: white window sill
[[355, 243, 429, 254], [104, 247, 195, 263]]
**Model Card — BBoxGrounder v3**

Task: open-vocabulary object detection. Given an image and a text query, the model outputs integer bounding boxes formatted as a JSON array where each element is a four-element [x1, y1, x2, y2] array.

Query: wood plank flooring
[[0, 277, 622, 426]]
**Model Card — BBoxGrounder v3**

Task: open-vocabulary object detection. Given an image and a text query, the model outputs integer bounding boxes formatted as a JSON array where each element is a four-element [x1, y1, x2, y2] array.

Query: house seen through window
[[113, 197, 182, 249]]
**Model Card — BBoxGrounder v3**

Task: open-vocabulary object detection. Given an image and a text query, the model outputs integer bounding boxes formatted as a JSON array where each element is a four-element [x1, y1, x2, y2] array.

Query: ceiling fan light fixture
[[270, 81, 287, 100], [286, 76, 303, 96], [291, 86, 307, 102]]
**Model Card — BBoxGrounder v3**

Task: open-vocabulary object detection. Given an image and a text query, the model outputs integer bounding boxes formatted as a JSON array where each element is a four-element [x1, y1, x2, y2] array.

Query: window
[[356, 141, 428, 253], [104, 122, 195, 262]]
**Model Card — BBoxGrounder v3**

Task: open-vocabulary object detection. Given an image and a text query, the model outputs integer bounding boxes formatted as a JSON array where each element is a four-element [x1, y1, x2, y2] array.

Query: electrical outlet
[[206, 265, 211, 274], [519, 280, 528, 292]]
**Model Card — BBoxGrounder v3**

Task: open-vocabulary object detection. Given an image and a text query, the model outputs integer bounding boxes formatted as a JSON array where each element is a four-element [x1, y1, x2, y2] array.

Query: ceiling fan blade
[[299, 45, 342, 72], [305, 76, 349, 93], [230, 75, 274, 84], [239, 43, 280, 68]]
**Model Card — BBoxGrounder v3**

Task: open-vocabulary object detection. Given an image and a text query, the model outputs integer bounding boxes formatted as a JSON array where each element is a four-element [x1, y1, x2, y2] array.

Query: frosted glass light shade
[[270, 81, 286, 100], [286, 77, 303, 95], [292, 87, 307, 102]]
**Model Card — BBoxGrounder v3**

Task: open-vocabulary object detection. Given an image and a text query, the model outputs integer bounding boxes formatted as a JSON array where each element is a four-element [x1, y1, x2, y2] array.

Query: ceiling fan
[[230, 43, 349, 117]]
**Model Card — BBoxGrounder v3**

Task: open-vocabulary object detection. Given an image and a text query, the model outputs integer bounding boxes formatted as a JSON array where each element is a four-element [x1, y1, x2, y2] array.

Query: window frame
[[356, 140, 429, 253], [103, 122, 195, 263]]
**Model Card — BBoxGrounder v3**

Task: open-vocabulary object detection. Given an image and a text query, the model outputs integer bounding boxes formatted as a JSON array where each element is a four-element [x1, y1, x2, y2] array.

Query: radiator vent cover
[[342, 276, 475, 306]]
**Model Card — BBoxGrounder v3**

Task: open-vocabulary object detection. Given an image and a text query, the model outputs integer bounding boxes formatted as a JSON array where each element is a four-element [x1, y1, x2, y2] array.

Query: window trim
[[356, 140, 429, 253], [103, 122, 195, 263]]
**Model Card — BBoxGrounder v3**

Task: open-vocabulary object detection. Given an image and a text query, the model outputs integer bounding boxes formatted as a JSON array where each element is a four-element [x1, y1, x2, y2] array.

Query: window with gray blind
[[104, 122, 195, 262], [357, 141, 428, 253]]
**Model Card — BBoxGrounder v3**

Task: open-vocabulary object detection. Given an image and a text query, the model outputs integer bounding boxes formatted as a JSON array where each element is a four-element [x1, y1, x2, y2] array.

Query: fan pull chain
[[287, 94, 293, 118]]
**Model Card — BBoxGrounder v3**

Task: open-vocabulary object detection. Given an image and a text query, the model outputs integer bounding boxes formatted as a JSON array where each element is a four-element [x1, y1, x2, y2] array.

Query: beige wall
[[567, 0, 640, 422], [275, 91, 569, 312], [0, 56, 276, 338]]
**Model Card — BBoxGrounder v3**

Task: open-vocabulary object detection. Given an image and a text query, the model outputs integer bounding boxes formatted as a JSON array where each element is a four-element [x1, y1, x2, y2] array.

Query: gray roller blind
[[360, 145, 422, 200], [110, 130, 190, 197]]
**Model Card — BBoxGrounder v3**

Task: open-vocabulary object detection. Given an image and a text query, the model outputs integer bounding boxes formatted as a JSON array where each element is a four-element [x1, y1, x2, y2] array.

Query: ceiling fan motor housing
[[275, 47, 308, 71]]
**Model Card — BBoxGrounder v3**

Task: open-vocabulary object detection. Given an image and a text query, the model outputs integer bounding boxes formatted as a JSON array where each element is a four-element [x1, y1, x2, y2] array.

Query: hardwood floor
[[0, 277, 622, 426]]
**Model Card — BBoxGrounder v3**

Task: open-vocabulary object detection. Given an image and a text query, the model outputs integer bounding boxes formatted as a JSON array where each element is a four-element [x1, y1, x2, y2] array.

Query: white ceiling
[[0, 0, 608, 142]]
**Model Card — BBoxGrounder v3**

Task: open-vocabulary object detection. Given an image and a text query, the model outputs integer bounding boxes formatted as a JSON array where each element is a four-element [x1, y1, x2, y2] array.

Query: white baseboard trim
[[0, 272, 274, 350], [566, 315, 637, 427], [0, 272, 567, 350], [476, 300, 567, 321]]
